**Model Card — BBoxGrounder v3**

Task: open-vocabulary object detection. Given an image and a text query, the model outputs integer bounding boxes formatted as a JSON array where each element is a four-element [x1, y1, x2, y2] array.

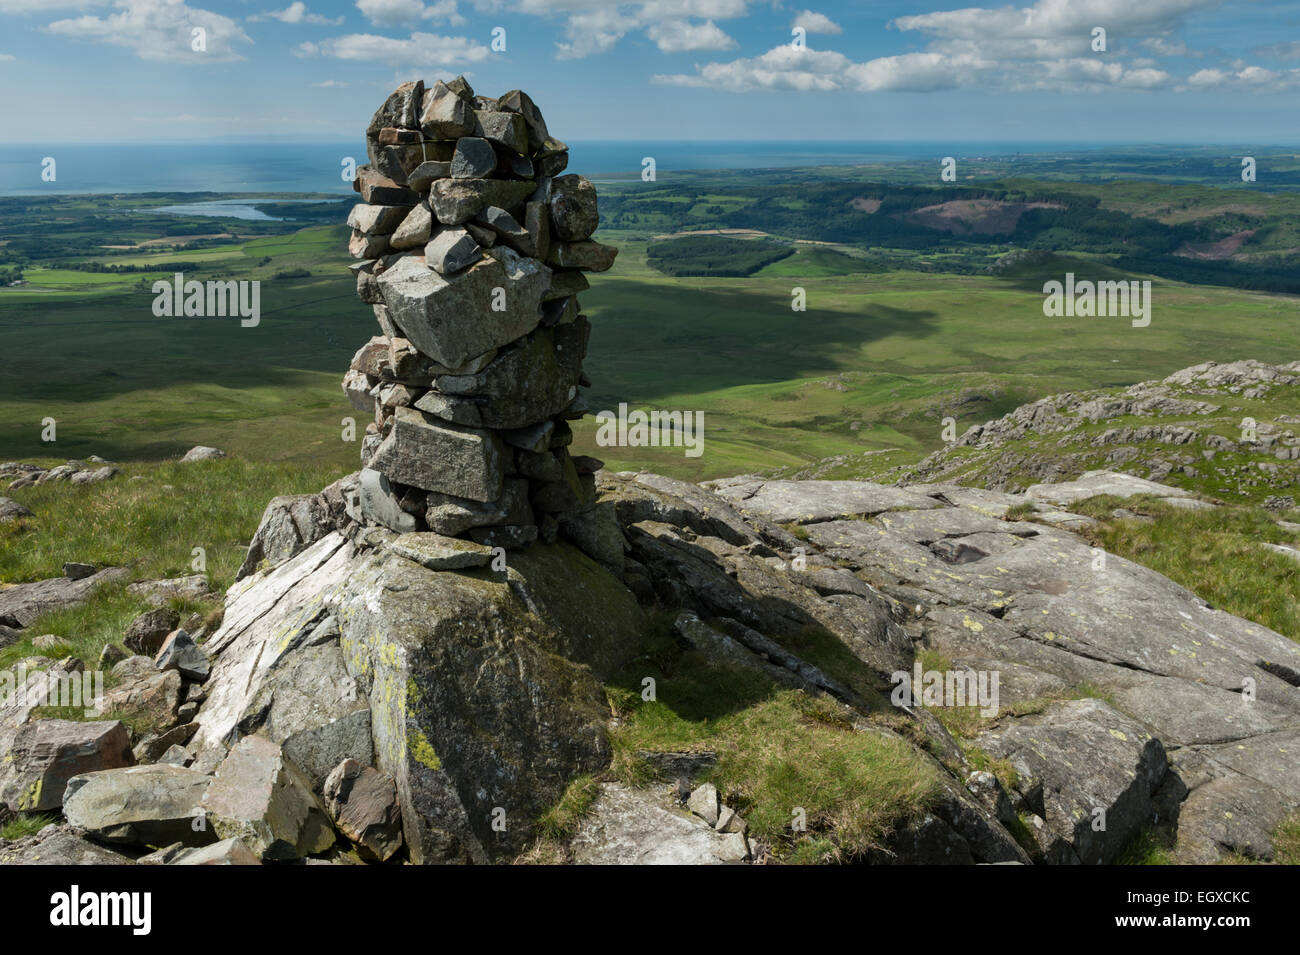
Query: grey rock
[[126, 574, 211, 606], [200, 736, 335, 860], [124, 608, 180, 656], [367, 80, 423, 137], [687, 782, 719, 826], [389, 202, 433, 251], [499, 89, 550, 145], [194, 533, 355, 753], [406, 160, 452, 193], [346, 203, 408, 235], [235, 473, 355, 580], [154, 630, 209, 683], [63, 764, 215, 848], [570, 784, 739, 865], [475, 205, 533, 255], [428, 178, 534, 226], [546, 240, 617, 272], [62, 562, 96, 581], [423, 478, 532, 536], [158, 745, 191, 766], [323, 759, 404, 862], [0, 719, 134, 811], [325, 540, 644, 863], [0, 496, 32, 523], [387, 532, 494, 570], [424, 227, 482, 275], [157, 837, 262, 865], [368, 407, 507, 503], [0, 825, 138, 865], [548, 174, 598, 241], [236, 641, 373, 789], [975, 700, 1166, 864], [0, 567, 128, 628], [714, 479, 942, 525], [377, 247, 549, 369], [132, 723, 198, 763], [473, 110, 528, 153], [415, 318, 588, 430], [355, 467, 419, 533], [180, 446, 225, 463], [450, 136, 497, 179], [419, 80, 475, 140]]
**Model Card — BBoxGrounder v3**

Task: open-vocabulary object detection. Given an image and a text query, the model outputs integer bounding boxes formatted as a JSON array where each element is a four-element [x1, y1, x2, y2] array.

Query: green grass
[[1274, 812, 1300, 865], [1064, 496, 1300, 642], [0, 812, 59, 840], [605, 645, 941, 862], [0, 457, 346, 589]]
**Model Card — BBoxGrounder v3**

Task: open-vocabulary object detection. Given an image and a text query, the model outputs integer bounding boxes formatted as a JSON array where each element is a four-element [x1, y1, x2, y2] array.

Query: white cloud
[[492, 0, 751, 59], [249, 3, 342, 25], [645, 19, 735, 53], [1185, 64, 1300, 90], [47, 0, 253, 62], [356, 0, 464, 27], [792, 10, 841, 35], [655, 45, 855, 92], [0, 52, 13, 60], [297, 30, 489, 69], [657, 0, 1252, 93], [0, 0, 104, 11], [312, 79, 348, 86]]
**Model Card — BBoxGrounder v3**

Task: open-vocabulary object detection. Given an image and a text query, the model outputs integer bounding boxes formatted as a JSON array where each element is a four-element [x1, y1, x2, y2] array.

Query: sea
[[0, 140, 1111, 199]]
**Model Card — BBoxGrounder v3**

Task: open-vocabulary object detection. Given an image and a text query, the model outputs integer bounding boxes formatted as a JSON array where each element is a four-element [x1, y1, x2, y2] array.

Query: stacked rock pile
[[342, 77, 617, 548]]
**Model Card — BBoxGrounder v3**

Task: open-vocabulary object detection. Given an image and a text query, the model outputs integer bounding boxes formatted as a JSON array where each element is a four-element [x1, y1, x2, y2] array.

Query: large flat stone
[[368, 406, 507, 503], [63, 764, 216, 848], [377, 247, 550, 369], [714, 479, 942, 525], [0, 719, 134, 811]]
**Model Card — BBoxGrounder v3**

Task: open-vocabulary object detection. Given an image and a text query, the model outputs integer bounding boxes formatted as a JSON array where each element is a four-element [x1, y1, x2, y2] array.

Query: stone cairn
[[342, 77, 617, 549]]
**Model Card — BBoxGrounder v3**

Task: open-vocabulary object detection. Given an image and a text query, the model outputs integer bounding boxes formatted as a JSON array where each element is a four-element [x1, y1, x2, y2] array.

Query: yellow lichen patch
[[408, 726, 442, 771], [1108, 728, 1128, 742], [962, 615, 984, 633]]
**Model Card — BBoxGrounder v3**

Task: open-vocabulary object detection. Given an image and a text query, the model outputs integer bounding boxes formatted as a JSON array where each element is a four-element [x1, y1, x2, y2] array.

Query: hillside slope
[[891, 359, 1300, 502]]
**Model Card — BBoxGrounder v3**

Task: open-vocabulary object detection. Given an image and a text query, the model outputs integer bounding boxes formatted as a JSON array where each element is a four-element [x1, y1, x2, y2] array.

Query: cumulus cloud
[[1185, 64, 1300, 90], [483, 0, 750, 59], [792, 10, 841, 35], [655, 0, 1250, 93], [297, 30, 489, 69], [248, 3, 342, 25], [356, 0, 464, 27], [47, 0, 252, 62], [0, 0, 103, 11], [645, 19, 735, 53]]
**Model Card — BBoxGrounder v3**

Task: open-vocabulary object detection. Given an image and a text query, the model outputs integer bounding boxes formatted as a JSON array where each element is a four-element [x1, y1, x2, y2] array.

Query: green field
[[1, 205, 1298, 485]]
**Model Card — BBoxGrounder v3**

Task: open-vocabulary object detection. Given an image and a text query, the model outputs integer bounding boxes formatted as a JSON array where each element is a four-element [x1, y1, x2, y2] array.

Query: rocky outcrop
[[3, 463, 1295, 864], [0, 567, 128, 628], [891, 359, 1300, 500]]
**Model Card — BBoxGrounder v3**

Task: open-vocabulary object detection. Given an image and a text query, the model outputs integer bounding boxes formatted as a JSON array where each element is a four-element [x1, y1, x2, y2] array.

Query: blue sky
[[1, 0, 1298, 143]]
